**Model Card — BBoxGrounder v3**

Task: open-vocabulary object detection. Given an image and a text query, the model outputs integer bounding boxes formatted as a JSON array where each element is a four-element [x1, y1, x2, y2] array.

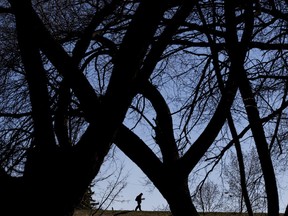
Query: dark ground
[[73, 210, 282, 216]]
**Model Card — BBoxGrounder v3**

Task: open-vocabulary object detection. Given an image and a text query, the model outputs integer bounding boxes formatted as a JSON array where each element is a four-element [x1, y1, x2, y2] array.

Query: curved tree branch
[[114, 124, 163, 182], [180, 68, 238, 175], [139, 81, 179, 164], [72, 0, 121, 63]]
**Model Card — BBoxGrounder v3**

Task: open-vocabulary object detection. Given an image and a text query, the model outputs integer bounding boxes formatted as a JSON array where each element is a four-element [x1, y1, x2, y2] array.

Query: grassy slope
[[74, 210, 284, 216]]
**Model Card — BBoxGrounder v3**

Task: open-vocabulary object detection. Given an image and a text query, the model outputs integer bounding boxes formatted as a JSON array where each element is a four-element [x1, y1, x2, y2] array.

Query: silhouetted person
[[134, 193, 144, 211]]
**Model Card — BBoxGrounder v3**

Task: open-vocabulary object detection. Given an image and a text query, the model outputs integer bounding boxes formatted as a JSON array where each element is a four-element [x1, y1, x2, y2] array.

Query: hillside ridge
[[73, 210, 281, 216]]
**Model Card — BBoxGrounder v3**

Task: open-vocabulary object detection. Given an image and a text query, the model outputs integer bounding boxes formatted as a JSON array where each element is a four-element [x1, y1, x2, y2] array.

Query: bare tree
[[192, 180, 224, 213], [0, 1, 288, 216], [92, 148, 129, 213], [224, 148, 267, 213]]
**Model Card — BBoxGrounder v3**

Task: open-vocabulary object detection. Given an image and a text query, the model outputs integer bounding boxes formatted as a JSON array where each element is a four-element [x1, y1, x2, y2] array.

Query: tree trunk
[[165, 187, 199, 216], [0, 144, 107, 216], [238, 64, 279, 215], [155, 172, 199, 216]]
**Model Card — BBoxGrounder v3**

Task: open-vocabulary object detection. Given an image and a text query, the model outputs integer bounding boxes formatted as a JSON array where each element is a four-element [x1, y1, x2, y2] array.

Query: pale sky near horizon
[[93, 146, 288, 213], [93, 148, 168, 211]]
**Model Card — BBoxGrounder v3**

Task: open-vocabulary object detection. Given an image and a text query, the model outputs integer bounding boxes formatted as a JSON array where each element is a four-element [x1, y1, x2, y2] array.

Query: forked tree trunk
[[165, 186, 199, 216], [154, 172, 199, 216], [1, 146, 105, 216]]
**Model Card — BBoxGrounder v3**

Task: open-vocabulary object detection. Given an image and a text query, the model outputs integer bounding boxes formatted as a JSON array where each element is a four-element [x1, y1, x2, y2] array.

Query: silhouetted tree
[[0, 1, 288, 216], [224, 148, 267, 213], [193, 180, 224, 213]]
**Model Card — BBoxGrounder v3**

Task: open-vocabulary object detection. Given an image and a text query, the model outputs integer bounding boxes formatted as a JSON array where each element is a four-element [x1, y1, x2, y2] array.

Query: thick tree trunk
[[165, 187, 199, 216], [0, 144, 106, 216], [155, 172, 199, 216], [1, 183, 76, 216]]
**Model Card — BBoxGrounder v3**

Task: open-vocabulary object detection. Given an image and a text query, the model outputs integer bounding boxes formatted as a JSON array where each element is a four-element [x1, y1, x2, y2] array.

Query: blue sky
[[110, 163, 167, 211], [93, 145, 288, 213], [92, 147, 168, 211]]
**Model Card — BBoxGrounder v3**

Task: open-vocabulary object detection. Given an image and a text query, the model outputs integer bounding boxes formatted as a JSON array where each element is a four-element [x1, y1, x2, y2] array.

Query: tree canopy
[[0, 1, 287, 216]]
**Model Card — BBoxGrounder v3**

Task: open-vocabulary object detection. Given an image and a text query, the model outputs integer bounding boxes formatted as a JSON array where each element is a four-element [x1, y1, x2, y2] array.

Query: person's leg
[[135, 203, 139, 211]]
